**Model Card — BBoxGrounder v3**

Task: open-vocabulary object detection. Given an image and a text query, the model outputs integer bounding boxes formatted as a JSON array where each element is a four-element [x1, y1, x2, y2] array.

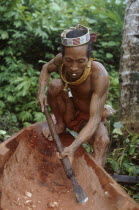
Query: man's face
[[63, 44, 88, 80]]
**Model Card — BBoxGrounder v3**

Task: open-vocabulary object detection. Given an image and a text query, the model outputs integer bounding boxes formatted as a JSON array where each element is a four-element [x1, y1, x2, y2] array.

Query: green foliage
[[0, 130, 10, 142], [33, 112, 46, 122], [107, 122, 139, 176], [0, 0, 125, 127], [108, 70, 119, 109], [106, 121, 139, 203], [0, 112, 19, 141], [121, 183, 139, 203], [82, 142, 93, 154]]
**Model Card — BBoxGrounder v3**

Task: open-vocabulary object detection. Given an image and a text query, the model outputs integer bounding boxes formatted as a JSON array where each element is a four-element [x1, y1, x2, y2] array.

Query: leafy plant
[[0, 0, 125, 128], [105, 121, 139, 203], [82, 142, 93, 154], [0, 112, 19, 141], [107, 122, 139, 176], [0, 130, 10, 142]]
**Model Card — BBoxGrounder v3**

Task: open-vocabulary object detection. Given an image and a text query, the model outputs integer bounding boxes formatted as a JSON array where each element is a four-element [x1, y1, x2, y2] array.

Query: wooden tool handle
[[44, 106, 88, 204], [44, 106, 74, 178]]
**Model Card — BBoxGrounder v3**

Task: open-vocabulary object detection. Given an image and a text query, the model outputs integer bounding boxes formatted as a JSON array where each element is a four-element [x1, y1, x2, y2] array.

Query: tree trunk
[[119, 0, 139, 132]]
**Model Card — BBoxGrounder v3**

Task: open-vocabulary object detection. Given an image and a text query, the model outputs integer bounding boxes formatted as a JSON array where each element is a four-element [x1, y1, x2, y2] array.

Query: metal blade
[[73, 185, 88, 204], [66, 128, 78, 138]]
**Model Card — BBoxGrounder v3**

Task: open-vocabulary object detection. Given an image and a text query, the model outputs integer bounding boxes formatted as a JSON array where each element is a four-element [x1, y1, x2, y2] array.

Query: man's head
[[61, 29, 92, 58], [61, 25, 92, 80]]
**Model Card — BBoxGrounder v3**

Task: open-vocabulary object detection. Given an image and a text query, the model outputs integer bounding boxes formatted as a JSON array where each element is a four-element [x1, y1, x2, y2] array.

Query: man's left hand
[[58, 146, 74, 165]]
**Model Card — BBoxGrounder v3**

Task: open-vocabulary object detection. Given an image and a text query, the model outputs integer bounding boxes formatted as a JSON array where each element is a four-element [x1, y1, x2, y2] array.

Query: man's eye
[[66, 59, 71, 62], [79, 60, 85, 63]]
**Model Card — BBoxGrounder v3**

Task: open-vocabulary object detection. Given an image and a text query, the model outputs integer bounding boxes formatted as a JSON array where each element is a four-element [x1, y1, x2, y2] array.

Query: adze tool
[[44, 106, 88, 204]]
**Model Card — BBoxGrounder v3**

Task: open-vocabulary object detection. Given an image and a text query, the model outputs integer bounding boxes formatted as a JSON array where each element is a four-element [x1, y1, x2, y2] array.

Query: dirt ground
[[0, 122, 139, 210]]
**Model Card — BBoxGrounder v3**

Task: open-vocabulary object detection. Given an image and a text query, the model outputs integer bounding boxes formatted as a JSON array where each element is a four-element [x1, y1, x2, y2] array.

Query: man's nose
[[71, 63, 78, 71]]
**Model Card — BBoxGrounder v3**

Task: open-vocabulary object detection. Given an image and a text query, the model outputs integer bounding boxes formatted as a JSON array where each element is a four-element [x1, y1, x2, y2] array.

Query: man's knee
[[92, 135, 109, 149], [48, 79, 64, 97], [100, 136, 110, 147], [94, 123, 110, 147]]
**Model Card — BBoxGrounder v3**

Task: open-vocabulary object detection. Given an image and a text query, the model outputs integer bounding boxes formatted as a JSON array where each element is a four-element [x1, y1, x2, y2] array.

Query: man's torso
[[66, 61, 107, 114], [48, 54, 109, 114]]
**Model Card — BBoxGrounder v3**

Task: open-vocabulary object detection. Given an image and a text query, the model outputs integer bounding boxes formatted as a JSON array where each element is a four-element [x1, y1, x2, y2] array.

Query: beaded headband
[[61, 24, 91, 46]]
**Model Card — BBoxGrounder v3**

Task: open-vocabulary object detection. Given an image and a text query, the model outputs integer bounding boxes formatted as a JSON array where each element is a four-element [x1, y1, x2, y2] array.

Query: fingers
[[37, 95, 48, 112], [42, 128, 48, 138], [41, 102, 44, 112], [48, 135, 53, 141], [60, 148, 69, 157], [56, 151, 67, 160], [58, 147, 74, 161], [42, 97, 47, 112], [37, 97, 44, 112], [42, 128, 53, 141], [56, 152, 63, 159], [57, 151, 73, 165], [44, 98, 48, 107]]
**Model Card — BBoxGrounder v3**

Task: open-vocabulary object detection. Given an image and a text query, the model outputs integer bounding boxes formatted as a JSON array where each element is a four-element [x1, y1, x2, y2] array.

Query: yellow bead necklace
[[60, 59, 92, 92]]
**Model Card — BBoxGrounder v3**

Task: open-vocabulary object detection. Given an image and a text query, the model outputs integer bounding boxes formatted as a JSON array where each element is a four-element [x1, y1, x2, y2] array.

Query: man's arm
[[38, 53, 62, 112], [61, 63, 110, 158], [69, 91, 108, 151]]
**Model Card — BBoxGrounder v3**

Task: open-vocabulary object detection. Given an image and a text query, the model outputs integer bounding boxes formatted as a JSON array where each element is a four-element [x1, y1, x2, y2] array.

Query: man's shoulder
[[91, 61, 110, 91], [91, 61, 108, 74], [91, 61, 109, 79], [53, 53, 63, 66], [42, 53, 63, 73]]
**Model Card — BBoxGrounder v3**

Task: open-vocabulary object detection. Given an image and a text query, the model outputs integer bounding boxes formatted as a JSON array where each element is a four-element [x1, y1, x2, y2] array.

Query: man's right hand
[[37, 93, 48, 112]]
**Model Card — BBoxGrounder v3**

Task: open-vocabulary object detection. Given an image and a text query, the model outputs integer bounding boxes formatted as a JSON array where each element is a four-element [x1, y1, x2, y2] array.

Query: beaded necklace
[[60, 59, 92, 92]]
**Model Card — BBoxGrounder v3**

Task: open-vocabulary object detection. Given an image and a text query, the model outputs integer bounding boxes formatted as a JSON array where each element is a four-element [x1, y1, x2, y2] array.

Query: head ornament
[[61, 24, 91, 46]]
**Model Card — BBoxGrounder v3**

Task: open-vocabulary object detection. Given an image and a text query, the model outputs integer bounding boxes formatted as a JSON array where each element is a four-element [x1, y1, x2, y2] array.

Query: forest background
[[0, 0, 138, 202]]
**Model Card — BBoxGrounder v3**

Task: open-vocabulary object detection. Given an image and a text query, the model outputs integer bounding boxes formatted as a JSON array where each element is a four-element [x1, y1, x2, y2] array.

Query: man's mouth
[[68, 70, 82, 79], [71, 73, 78, 78]]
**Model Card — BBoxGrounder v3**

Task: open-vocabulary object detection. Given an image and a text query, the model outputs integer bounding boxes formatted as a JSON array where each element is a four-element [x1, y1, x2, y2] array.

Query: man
[[38, 24, 110, 167]]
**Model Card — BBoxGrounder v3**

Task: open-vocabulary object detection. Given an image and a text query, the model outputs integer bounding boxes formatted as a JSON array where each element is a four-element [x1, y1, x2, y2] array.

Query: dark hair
[[61, 29, 92, 58]]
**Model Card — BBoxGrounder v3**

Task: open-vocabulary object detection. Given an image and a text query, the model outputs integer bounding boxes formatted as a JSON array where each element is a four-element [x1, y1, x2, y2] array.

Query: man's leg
[[43, 79, 75, 140], [88, 122, 110, 167]]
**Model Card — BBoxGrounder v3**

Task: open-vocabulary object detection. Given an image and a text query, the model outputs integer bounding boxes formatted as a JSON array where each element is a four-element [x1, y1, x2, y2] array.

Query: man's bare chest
[[70, 75, 94, 100], [69, 76, 94, 112]]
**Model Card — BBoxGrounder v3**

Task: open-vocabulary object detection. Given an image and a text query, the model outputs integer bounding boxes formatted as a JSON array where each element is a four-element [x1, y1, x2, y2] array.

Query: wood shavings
[[25, 192, 32, 198], [47, 201, 59, 208]]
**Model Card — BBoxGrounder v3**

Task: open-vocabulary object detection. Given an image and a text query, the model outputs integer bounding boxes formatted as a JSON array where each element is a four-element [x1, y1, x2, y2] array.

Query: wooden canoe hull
[[0, 122, 138, 210]]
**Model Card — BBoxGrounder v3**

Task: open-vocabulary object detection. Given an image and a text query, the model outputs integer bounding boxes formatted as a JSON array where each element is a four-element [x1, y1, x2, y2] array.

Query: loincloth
[[67, 109, 107, 132]]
